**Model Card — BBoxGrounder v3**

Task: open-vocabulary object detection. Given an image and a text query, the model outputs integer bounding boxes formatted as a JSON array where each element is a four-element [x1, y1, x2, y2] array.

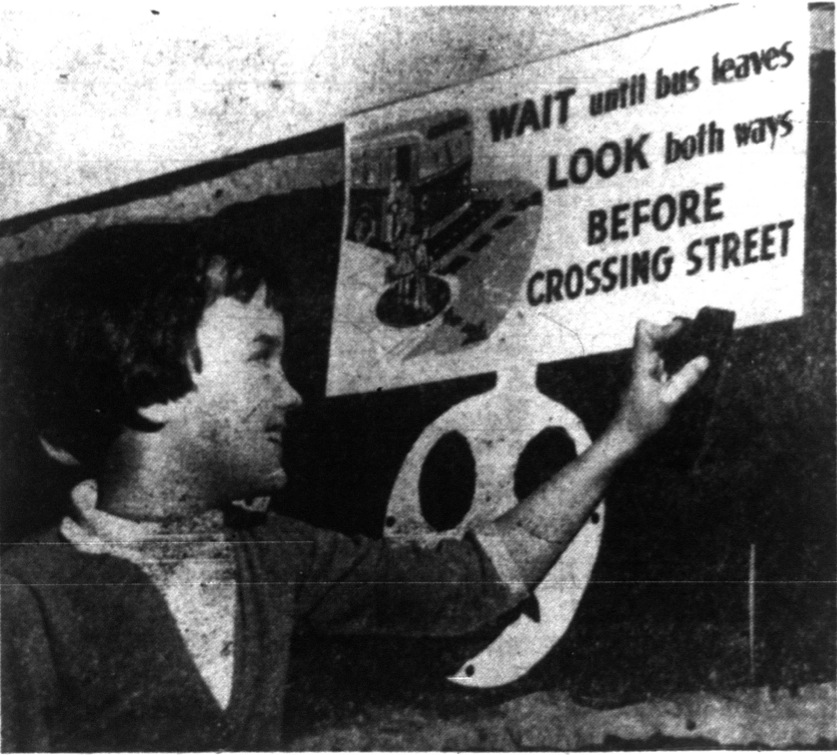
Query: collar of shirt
[[60, 480, 231, 583]]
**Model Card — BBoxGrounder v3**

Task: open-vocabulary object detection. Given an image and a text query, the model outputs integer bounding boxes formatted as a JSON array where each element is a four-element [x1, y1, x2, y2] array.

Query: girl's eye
[[248, 336, 283, 365]]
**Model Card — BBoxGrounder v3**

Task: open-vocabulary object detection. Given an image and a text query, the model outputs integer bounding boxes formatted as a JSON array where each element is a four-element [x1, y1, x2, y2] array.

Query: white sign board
[[327, 5, 809, 396]]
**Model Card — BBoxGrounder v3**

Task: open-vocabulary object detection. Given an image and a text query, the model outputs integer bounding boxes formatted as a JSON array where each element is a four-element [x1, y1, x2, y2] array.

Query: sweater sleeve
[[1, 573, 60, 752], [253, 515, 528, 638]]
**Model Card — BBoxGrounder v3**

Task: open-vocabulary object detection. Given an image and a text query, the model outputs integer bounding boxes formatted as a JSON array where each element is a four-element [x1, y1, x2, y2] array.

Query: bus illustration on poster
[[343, 108, 543, 354]]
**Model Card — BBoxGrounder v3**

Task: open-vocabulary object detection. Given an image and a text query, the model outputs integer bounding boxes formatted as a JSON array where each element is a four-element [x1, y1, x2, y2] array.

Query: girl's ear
[[135, 399, 186, 426]]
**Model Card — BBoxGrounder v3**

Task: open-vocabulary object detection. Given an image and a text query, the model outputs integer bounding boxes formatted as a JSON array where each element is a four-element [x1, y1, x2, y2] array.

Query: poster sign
[[327, 5, 808, 396]]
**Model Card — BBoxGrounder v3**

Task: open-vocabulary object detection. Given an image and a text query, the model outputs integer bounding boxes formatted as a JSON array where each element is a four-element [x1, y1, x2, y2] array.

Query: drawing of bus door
[[384, 362, 604, 688]]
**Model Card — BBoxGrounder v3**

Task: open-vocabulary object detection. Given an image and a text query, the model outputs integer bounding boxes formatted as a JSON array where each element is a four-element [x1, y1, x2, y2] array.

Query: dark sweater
[[2, 512, 521, 751]]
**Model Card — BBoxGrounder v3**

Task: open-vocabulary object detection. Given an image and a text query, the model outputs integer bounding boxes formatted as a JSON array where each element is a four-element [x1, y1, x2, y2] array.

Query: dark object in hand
[[660, 306, 736, 376], [658, 306, 735, 471]]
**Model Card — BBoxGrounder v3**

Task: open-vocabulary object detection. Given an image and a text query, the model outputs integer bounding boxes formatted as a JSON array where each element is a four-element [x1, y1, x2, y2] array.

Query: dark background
[[0, 46, 832, 739]]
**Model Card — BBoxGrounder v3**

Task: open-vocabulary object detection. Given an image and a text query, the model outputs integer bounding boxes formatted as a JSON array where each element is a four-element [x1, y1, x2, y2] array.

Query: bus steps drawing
[[338, 107, 543, 367]]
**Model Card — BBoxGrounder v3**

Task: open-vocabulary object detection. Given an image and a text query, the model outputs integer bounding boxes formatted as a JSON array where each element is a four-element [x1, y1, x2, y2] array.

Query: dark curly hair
[[24, 220, 286, 472]]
